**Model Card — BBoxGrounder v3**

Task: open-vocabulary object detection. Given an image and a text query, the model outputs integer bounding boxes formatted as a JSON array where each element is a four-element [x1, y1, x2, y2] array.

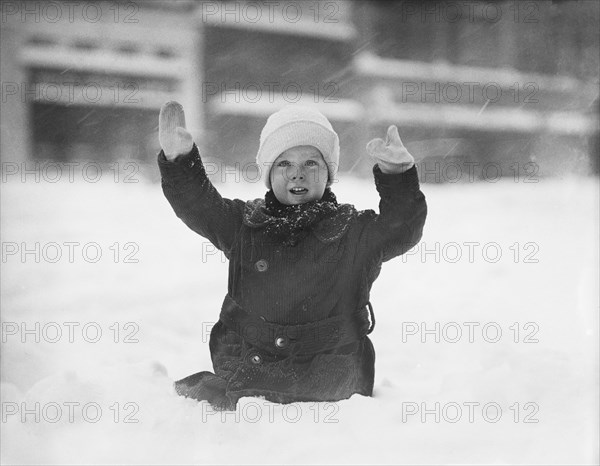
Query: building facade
[[1, 0, 598, 179]]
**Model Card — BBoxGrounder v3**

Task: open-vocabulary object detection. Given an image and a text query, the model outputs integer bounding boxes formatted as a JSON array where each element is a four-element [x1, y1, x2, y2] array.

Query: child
[[157, 102, 427, 410]]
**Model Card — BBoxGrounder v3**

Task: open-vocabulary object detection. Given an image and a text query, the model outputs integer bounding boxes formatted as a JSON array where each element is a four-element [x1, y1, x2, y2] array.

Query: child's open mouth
[[289, 187, 308, 195]]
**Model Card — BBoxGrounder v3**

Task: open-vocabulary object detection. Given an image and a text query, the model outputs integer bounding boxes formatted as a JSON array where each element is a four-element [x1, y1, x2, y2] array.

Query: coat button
[[254, 259, 268, 272], [250, 354, 262, 365], [275, 336, 289, 348]]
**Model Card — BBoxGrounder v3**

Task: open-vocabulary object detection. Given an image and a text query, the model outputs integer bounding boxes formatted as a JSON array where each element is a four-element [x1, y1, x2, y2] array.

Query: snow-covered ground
[[1, 169, 598, 465]]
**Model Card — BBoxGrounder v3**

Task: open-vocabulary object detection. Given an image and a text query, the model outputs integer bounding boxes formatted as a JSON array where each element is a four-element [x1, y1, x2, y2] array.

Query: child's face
[[270, 145, 329, 205]]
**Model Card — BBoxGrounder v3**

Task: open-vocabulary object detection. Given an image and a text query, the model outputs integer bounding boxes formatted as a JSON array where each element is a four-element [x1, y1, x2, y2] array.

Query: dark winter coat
[[158, 145, 427, 410]]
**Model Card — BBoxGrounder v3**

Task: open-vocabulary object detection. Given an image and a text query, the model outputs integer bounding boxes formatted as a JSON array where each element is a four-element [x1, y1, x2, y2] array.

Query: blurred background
[[1, 0, 599, 180], [1, 2, 600, 464]]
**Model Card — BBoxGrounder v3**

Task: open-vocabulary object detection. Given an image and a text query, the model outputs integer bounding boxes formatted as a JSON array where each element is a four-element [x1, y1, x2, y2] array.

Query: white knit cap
[[256, 105, 340, 189]]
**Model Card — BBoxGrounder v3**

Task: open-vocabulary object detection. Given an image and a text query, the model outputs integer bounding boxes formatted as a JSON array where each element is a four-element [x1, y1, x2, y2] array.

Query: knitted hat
[[256, 105, 340, 189]]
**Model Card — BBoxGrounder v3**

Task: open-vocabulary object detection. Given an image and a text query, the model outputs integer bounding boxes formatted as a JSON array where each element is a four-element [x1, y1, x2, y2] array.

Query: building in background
[[351, 0, 599, 178], [1, 0, 598, 180], [1, 1, 201, 168]]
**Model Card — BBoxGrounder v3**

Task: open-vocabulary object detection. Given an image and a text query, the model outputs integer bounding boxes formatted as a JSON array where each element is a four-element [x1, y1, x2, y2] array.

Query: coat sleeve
[[360, 163, 427, 263], [157, 144, 245, 255]]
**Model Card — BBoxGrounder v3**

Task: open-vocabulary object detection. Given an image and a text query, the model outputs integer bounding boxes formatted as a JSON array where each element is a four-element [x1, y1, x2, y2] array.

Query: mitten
[[366, 125, 415, 174], [159, 101, 194, 161]]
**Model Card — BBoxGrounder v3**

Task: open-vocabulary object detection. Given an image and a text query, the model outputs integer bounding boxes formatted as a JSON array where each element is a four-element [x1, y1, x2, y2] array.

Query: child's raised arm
[[157, 101, 245, 256], [361, 125, 428, 262]]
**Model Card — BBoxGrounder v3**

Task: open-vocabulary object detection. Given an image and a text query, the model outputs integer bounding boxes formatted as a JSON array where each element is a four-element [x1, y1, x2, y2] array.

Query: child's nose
[[291, 166, 305, 180]]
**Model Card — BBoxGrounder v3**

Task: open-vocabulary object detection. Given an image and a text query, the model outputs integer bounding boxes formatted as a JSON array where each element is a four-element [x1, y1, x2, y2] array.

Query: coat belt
[[219, 295, 373, 357]]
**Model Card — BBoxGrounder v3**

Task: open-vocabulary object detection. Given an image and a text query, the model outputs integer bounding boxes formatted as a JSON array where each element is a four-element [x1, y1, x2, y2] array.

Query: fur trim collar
[[243, 195, 356, 244]]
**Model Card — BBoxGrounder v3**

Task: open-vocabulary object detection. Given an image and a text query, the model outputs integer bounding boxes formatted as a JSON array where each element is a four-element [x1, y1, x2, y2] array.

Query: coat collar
[[243, 198, 357, 243]]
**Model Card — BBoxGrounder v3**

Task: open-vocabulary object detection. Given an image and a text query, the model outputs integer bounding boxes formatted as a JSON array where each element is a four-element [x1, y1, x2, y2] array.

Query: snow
[[1, 170, 598, 465]]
